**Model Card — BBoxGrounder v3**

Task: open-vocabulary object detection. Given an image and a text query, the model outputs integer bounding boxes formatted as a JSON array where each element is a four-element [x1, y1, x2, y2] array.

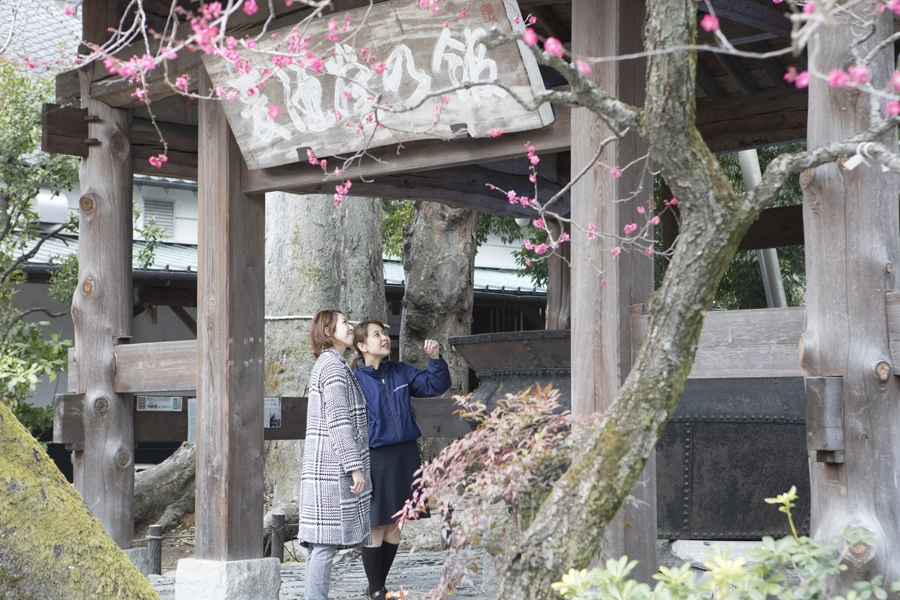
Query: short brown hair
[[351, 319, 387, 370], [309, 310, 345, 358]]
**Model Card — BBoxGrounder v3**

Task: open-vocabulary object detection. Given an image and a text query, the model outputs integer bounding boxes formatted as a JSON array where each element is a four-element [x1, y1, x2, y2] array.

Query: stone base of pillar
[[174, 557, 281, 600]]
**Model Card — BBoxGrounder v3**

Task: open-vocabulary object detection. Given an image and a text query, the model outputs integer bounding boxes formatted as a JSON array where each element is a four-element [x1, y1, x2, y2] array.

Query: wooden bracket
[[805, 376, 844, 463], [53, 393, 84, 448], [82, 138, 100, 146], [83, 114, 102, 122]]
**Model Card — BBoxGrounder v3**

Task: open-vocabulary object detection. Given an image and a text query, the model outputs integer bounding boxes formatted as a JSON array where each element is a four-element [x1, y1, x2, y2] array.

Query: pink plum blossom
[[268, 105, 280, 119], [623, 223, 637, 235], [650, 215, 660, 225], [828, 69, 849, 88], [243, 0, 258, 15], [522, 28, 538, 46], [148, 154, 168, 168], [610, 165, 622, 179], [610, 246, 622, 256], [533, 218, 545, 228], [587, 223, 598, 240], [700, 14, 719, 32], [534, 243, 548, 255], [887, 101, 900, 116], [544, 37, 564, 58], [489, 129, 503, 137], [576, 60, 591, 74], [847, 65, 869, 86], [63, 4, 75, 16]]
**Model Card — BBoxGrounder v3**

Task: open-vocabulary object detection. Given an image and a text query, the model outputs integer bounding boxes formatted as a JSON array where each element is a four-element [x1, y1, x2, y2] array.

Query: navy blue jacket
[[353, 356, 452, 448]]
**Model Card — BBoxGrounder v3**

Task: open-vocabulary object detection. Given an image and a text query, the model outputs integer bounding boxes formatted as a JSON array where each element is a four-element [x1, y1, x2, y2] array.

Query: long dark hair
[[351, 319, 387, 370]]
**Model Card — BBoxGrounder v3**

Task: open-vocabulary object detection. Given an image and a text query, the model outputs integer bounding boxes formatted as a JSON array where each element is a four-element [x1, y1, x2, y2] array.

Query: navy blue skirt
[[369, 440, 431, 526]]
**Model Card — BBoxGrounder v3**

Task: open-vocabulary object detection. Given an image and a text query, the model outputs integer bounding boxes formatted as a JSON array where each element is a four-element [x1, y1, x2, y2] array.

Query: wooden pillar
[[570, 0, 656, 578], [801, 8, 900, 579], [71, 98, 134, 548], [195, 66, 266, 561]]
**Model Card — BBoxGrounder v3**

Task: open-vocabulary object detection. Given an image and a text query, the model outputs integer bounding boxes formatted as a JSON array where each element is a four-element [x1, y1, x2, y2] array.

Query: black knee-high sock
[[360, 545, 383, 596], [379, 542, 399, 589]]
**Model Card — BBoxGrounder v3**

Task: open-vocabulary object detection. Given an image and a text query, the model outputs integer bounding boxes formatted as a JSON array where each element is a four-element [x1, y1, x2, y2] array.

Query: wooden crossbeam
[[696, 62, 726, 101], [699, 0, 792, 39], [696, 89, 807, 153], [750, 41, 789, 90], [53, 395, 472, 445], [631, 306, 805, 379], [715, 53, 760, 95]]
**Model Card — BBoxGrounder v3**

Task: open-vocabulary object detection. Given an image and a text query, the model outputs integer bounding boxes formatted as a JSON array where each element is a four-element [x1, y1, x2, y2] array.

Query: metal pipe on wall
[[738, 150, 788, 308]]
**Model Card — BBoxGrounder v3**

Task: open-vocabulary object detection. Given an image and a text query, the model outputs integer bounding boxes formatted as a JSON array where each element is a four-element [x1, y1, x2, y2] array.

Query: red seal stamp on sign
[[480, 4, 497, 23]]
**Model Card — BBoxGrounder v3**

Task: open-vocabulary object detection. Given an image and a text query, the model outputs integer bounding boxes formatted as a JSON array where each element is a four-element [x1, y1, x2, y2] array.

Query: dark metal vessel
[[449, 330, 811, 540]]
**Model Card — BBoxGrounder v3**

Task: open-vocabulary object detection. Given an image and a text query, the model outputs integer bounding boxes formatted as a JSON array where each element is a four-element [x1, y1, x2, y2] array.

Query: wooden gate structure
[[41, 0, 900, 588]]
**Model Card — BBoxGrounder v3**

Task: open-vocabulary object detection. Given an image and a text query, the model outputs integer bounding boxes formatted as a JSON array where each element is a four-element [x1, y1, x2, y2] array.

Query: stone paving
[[148, 548, 497, 600]]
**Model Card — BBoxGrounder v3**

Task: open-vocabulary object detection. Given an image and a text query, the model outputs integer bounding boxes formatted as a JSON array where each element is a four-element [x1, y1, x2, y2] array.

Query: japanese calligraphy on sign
[[202, 0, 554, 170]]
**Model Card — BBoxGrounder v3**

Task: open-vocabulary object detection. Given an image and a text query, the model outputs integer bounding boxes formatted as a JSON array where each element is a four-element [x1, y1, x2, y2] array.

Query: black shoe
[[365, 586, 388, 600]]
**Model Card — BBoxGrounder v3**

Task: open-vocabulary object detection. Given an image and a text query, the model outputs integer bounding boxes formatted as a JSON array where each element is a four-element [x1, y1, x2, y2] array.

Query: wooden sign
[[202, 0, 554, 170]]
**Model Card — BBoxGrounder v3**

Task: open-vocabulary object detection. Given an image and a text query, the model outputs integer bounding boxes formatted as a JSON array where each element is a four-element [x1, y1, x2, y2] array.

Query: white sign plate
[[202, 0, 554, 170], [136, 396, 183, 412], [264, 397, 283, 428]]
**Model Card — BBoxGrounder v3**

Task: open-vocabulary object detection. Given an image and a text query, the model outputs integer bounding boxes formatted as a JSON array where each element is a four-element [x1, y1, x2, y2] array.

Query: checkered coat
[[298, 348, 372, 548]]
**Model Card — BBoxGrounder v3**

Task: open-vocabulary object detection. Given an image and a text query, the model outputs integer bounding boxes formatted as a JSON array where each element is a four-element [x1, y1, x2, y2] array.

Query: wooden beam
[[241, 104, 571, 195], [750, 41, 789, 90], [738, 204, 803, 250], [530, 5, 570, 44], [283, 165, 569, 217], [571, 0, 656, 580], [53, 396, 472, 445], [631, 307, 805, 379], [715, 53, 760, 95], [71, 96, 135, 548], [699, 0, 792, 39], [195, 66, 266, 561], [43, 104, 199, 179], [696, 62, 726, 101], [169, 306, 197, 336], [697, 90, 807, 153]]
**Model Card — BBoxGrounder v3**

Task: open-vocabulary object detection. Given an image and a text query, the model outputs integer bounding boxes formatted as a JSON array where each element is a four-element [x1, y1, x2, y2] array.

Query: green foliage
[[382, 199, 543, 282], [0, 62, 79, 434], [655, 144, 807, 309], [551, 487, 900, 600], [133, 200, 167, 269], [382, 199, 416, 258]]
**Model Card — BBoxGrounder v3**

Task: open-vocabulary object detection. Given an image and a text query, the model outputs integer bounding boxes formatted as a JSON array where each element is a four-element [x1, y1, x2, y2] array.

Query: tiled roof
[[29, 236, 546, 295], [1, 0, 81, 70]]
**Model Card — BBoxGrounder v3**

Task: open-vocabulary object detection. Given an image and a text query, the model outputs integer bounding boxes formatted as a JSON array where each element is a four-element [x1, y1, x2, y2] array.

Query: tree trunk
[[0, 401, 160, 599], [801, 7, 900, 582], [263, 193, 386, 544], [133, 443, 196, 534], [400, 201, 476, 391], [497, 1, 774, 597], [400, 201, 477, 461]]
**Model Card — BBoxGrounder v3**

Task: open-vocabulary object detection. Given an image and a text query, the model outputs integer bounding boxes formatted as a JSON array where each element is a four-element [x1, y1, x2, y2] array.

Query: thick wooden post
[[72, 98, 134, 548], [570, 0, 656, 577], [801, 9, 900, 580], [195, 66, 266, 561]]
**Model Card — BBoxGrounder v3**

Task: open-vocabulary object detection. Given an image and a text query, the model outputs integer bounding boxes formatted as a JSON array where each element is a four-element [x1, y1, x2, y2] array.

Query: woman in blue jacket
[[351, 319, 452, 600]]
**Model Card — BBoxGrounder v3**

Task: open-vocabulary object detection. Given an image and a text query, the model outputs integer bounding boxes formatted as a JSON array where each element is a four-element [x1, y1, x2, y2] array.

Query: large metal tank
[[449, 330, 811, 540]]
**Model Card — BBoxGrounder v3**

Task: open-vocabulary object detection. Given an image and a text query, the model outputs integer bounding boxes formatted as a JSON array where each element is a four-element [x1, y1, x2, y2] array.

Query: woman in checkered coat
[[299, 310, 372, 600]]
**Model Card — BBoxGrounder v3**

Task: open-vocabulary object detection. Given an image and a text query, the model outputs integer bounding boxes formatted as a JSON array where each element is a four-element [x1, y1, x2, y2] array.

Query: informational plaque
[[202, 0, 554, 169], [187, 398, 197, 445], [264, 397, 282, 429], [136, 396, 183, 412]]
